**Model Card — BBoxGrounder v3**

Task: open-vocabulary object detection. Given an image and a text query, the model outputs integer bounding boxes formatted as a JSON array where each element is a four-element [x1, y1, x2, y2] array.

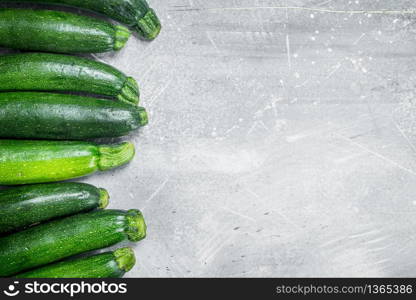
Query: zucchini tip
[[114, 25, 131, 50], [118, 77, 140, 105], [97, 142, 136, 171], [138, 107, 149, 126], [98, 188, 110, 209], [126, 209, 147, 242], [114, 247, 136, 272], [135, 9, 161, 40]]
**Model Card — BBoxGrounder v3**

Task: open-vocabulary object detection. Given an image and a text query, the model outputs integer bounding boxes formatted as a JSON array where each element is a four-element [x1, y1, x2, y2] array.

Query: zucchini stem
[[98, 188, 110, 209], [114, 247, 136, 272], [114, 25, 131, 50], [126, 209, 147, 242], [118, 77, 140, 105], [98, 142, 135, 171], [135, 9, 161, 40], [137, 107, 149, 126]]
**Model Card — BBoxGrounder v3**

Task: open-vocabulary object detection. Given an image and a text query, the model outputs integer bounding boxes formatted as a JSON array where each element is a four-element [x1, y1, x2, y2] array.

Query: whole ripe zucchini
[[0, 0, 161, 40], [0, 182, 109, 234], [0, 209, 146, 276], [16, 247, 136, 278], [0, 53, 140, 105], [0, 92, 148, 140], [0, 9, 131, 53], [0, 140, 135, 185]]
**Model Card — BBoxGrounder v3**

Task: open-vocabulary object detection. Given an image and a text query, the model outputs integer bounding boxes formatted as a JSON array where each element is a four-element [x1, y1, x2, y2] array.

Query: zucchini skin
[[0, 92, 148, 140], [16, 247, 136, 278], [0, 0, 161, 40], [0, 9, 131, 53], [0, 140, 135, 185], [0, 209, 146, 276], [0, 182, 109, 234], [0, 53, 140, 105]]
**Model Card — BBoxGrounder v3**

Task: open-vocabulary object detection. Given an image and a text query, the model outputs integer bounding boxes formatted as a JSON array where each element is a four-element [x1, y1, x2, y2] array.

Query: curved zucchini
[[0, 0, 161, 40], [0, 140, 135, 185], [0, 92, 148, 140], [0, 209, 146, 276], [0, 9, 131, 53], [0, 53, 140, 105], [0, 182, 109, 234], [16, 247, 136, 278]]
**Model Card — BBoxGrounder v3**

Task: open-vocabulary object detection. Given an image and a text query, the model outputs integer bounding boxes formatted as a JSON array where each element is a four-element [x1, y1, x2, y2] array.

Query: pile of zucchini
[[0, 0, 161, 278]]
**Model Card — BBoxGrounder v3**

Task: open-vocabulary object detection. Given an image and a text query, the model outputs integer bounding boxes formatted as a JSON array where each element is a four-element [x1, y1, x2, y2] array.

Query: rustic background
[[4, 0, 416, 277]]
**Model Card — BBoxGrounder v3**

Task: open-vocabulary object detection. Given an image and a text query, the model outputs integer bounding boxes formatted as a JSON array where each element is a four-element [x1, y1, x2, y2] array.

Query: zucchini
[[0, 140, 135, 185], [0, 92, 148, 140], [0, 0, 161, 40], [0, 9, 131, 53], [0, 182, 109, 234], [16, 247, 136, 278], [0, 53, 140, 105], [0, 209, 146, 276]]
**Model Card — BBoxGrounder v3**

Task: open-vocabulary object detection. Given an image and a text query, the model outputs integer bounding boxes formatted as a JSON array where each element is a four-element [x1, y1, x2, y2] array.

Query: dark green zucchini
[[0, 9, 131, 53], [0, 140, 135, 185], [0, 182, 109, 234], [0, 0, 161, 40], [0, 209, 146, 276], [16, 247, 136, 278], [0, 53, 140, 105], [0, 92, 148, 140]]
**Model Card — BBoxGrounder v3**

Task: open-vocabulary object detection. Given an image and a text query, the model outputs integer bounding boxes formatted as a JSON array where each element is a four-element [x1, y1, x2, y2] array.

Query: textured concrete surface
[[4, 0, 416, 277]]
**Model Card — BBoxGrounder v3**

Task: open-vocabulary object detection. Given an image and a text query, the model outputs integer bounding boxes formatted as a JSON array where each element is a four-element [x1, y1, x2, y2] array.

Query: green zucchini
[[0, 53, 140, 105], [0, 9, 131, 53], [0, 209, 146, 276], [16, 247, 136, 278], [0, 182, 109, 234], [0, 140, 135, 185], [0, 0, 161, 40], [0, 92, 148, 140]]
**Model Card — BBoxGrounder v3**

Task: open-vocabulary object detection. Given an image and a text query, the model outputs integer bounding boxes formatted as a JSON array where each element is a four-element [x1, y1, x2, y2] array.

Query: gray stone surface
[[5, 0, 416, 277]]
